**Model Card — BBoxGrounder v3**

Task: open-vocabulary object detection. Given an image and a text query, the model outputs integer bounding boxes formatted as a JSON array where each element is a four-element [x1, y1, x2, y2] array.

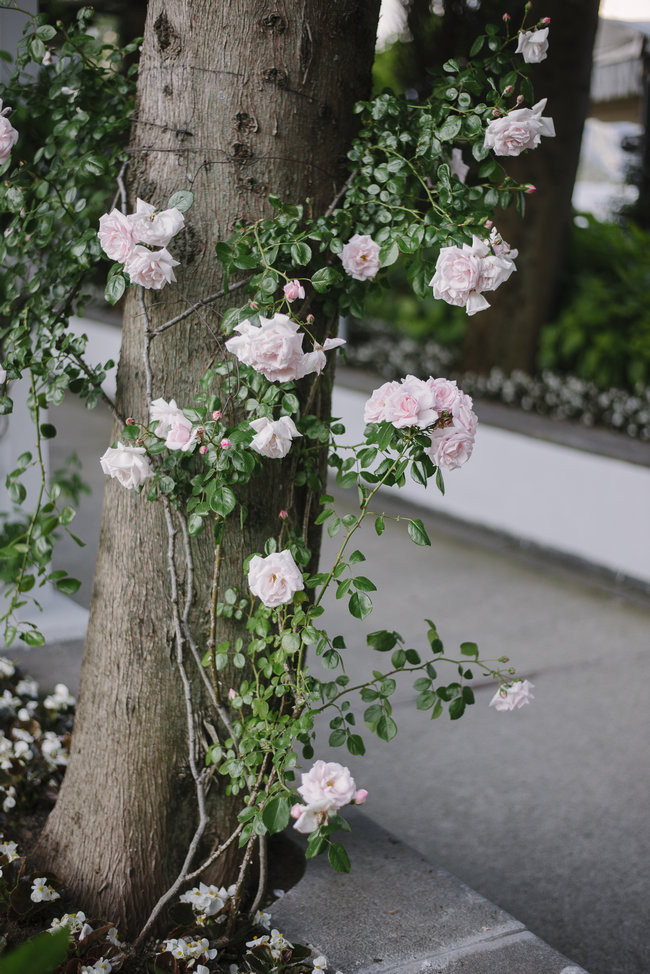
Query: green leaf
[[211, 486, 237, 517], [187, 513, 204, 536], [469, 35, 485, 56], [352, 575, 376, 592], [0, 929, 69, 974], [262, 795, 291, 834], [21, 629, 45, 647], [367, 630, 397, 653], [281, 632, 301, 654], [305, 833, 327, 859], [346, 733, 365, 756], [40, 423, 56, 440], [55, 577, 81, 595], [328, 842, 351, 873], [374, 515, 385, 536], [407, 519, 431, 546], [29, 36, 46, 60], [36, 24, 57, 41], [376, 714, 398, 741], [311, 266, 339, 293], [379, 240, 399, 267], [104, 274, 126, 306], [437, 116, 462, 142], [168, 190, 194, 212], [449, 697, 466, 720], [329, 729, 346, 748], [290, 242, 312, 265], [460, 641, 478, 658], [348, 591, 372, 620]]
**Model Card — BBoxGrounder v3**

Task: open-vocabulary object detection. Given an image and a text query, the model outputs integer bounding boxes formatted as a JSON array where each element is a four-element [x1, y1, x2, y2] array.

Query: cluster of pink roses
[[290, 760, 367, 834], [0, 100, 18, 165], [364, 375, 478, 471], [98, 198, 184, 290], [225, 313, 345, 383], [150, 397, 197, 452], [430, 229, 518, 316]]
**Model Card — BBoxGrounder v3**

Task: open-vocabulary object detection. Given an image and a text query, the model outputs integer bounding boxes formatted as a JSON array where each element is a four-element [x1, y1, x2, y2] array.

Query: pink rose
[[124, 246, 179, 289], [353, 788, 368, 805], [427, 426, 475, 470], [0, 101, 19, 165], [247, 549, 304, 607], [516, 27, 549, 64], [429, 245, 489, 316], [165, 418, 196, 452], [484, 98, 555, 156], [489, 680, 535, 711], [363, 381, 400, 424], [451, 393, 478, 437], [226, 315, 306, 382], [382, 375, 438, 429], [450, 148, 469, 184], [291, 800, 330, 835], [249, 416, 301, 459], [298, 760, 357, 810], [99, 443, 153, 490], [98, 209, 136, 264], [128, 198, 185, 247], [426, 377, 461, 414], [283, 279, 305, 302], [340, 233, 381, 281], [150, 397, 185, 437]]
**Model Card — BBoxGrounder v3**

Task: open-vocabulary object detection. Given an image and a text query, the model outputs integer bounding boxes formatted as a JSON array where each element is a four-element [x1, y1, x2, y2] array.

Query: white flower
[[254, 909, 272, 929], [0, 839, 19, 861], [41, 732, 69, 767], [0, 657, 15, 678], [0, 367, 6, 384], [2, 786, 16, 811], [484, 98, 555, 157], [100, 443, 153, 490], [43, 683, 75, 710], [340, 234, 381, 281], [489, 680, 535, 711], [124, 245, 179, 289], [249, 416, 301, 459], [516, 27, 549, 64], [298, 760, 357, 810], [30, 877, 61, 903], [49, 911, 87, 935], [81, 960, 112, 974], [105, 926, 123, 947], [247, 550, 304, 608], [0, 99, 19, 165], [226, 315, 305, 383], [98, 209, 136, 264], [291, 799, 331, 835], [313, 956, 328, 972], [128, 198, 185, 247], [179, 881, 231, 916], [150, 397, 185, 436], [16, 677, 38, 698]]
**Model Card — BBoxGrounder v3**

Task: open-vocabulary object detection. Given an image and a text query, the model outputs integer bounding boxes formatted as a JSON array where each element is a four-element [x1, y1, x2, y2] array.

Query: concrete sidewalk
[[7, 393, 650, 974]]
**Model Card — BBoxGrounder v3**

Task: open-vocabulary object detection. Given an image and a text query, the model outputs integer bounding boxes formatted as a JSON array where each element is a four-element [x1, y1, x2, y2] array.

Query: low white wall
[[333, 385, 650, 585], [72, 317, 650, 586]]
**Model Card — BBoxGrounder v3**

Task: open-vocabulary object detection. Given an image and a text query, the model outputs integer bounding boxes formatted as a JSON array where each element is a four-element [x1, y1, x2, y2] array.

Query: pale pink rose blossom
[[212, 410, 222, 420], [220, 438, 232, 449], [291, 800, 331, 835], [353, 789, 368, 805], [228, 688, 237, 701], [165, 418, 197, 452], [450, 148, 469, 184], [427, 427, 475, 470], [283, 279, 305, 302], [429, 245, 489, 316], [451, 393, 478, 437], [484, 98, 555, 157], [363, 381, 400, 424], [128, 198, 185, 247], [226, 315, 344, 382], [249, 416, 301, 459], [247, 550, 304, 607], [290, 803, 303, 819], [150, 397, 186, 438], [297, 760, 357, 810], [124, 246, 179, 289], [426, 377, 461, 414], [98, 209, 136, 263], [340, 233, 381, 281], [99, 443, 153, 489], [301, 336, 346, 377], [516, 27, 549, 64], [489, 679, 535, 711], [0, 101, 19, 165], [381, 375, 439, 429], [226, 315, 306, 382]]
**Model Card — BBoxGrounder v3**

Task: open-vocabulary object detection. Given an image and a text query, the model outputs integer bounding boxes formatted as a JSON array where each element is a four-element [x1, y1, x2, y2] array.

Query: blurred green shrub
[[538, 216, 650, 390]]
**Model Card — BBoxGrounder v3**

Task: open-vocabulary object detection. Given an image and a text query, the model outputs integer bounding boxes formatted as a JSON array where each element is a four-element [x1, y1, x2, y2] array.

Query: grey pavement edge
[[271, 808, 589, 974]]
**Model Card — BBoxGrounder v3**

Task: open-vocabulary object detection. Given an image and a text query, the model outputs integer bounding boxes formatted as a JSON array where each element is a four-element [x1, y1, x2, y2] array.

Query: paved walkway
[[7, 394, 650, 974]]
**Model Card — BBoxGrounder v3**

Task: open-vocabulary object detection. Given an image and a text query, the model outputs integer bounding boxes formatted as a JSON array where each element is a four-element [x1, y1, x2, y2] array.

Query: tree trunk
[[36, 0, 380, 937], [461, 0, 600, 373]]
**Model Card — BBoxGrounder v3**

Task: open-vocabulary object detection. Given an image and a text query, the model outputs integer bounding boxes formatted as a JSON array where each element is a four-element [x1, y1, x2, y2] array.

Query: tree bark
[[461, 0, 600, 373], [36, 0, 380, 937]]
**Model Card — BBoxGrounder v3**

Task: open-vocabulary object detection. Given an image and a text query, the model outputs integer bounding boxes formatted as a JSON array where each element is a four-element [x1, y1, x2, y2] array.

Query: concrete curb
[[271, 809, 589, 974]]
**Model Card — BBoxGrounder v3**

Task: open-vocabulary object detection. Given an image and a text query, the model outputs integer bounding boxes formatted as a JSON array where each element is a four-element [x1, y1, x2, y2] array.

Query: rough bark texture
[[37, 0, 380, 936], [461, 0, 600, 373]]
